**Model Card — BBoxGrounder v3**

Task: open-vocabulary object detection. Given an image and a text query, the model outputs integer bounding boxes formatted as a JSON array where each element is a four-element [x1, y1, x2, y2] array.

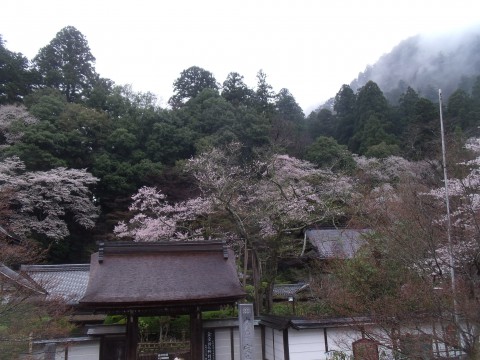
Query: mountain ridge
[[318, 24, 480, 111]]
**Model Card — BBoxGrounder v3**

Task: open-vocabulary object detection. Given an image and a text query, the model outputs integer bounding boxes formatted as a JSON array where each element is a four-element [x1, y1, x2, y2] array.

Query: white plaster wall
[[29, 340, 100, 360], [273, 328, 284, 360], [253, 328, 263, 360], [288, 328, 326, 360], [214, 328, 232, 359], [65, 341, 100, 360], [262, 325, 367, 360], [213, 327, 263, 360], [262, 321, 467, 360], [325, 327, 363, 357], [232, 328, 240, 360], [264, 327, 275, 360], [397, 323, 464, 359], [264, 328, 286, 360]]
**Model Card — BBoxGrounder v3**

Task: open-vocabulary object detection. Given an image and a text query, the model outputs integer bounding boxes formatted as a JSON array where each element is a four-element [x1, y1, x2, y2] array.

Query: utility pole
[[438, 89, 459, 324]]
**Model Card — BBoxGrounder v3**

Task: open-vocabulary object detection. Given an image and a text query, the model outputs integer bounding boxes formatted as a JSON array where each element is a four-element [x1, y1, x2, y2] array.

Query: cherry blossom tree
[[0, 187, 73, 359], [114, 186, 213, 241], [326, 147, 480, 358], [422, 137, 480, 355], [116, 142, 355, 313], [0, 104, 38, 149], [190, 145, 356, 312], [0, 156, 99, 241]]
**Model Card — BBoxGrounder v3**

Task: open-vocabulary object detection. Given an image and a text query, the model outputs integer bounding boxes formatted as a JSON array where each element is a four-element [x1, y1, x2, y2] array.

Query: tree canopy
[[0, 156, 99, 241], [2, 27, 480, 351], [0, 35, 37, 104], [33, 26, 97, 102], [116, 142, 355, 313], [168, 66, 219, 109]]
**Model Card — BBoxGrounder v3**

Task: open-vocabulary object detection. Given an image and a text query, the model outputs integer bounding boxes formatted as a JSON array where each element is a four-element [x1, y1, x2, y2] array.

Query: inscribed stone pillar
[[238, 303, 254, 360]]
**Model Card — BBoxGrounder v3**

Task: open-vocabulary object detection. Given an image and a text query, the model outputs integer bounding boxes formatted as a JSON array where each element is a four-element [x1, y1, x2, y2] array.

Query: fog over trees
[[1, 25, 480, 356], [349, 27, 480, 105]]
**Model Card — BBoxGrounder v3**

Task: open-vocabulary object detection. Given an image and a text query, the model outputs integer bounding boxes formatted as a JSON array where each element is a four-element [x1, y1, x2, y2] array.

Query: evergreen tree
[[33, 26, 97, 103], [306, 136, 355, 172], [254, 69, 275, 116], [221, 72, 254, 107], [270, 88, 306, 156], [306, 108, 336, 141], [275, 88, 304, 123], [351, 81, 393, 154], [168, 66, 219, 109], [333, 84, 356, 146], [447, 89, 474, 130], [405, 97, 440, 159], [0, 35, 38, 104]]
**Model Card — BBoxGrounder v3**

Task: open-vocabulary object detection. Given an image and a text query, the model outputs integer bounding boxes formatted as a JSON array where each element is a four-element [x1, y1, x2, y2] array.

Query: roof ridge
[[97, 240, 229, 263], [21, 264, 90, 272]]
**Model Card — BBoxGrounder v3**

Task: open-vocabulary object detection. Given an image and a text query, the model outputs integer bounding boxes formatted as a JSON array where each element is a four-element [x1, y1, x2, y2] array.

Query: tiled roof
[[273, 283, 310, 299], [0, 263, 46, 294], [260, 315, 374, 330], [20, 264, 90, 305], [306, 229, 369, 259], [80, 241, 245, 310]]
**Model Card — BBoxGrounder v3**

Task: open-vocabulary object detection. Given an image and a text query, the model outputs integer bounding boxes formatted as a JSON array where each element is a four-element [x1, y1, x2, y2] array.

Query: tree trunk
[[251, 250, 262, 316], [243, 244, 248, 289], [265, 280, 275, 314], [264, 251, 278, 314]]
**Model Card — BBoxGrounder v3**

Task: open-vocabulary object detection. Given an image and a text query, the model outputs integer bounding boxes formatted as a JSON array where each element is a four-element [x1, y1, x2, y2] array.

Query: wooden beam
[[125, 312, 138, 360], [283, 328, 290, 360], [190, 308, 203, 360]]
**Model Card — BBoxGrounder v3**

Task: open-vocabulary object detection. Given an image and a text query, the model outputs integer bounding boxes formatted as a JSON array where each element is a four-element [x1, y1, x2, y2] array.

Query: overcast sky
[[1, 0, 479, 113]]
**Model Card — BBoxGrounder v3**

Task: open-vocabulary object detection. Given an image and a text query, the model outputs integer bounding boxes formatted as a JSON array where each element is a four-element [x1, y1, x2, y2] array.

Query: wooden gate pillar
[[125, 312, 139, 360], [190, 308, 203, 360]]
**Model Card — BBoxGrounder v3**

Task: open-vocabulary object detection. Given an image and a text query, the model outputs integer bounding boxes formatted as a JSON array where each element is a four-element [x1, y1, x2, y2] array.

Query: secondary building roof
[[0, 262, 46, 295], [260, 314, 374, 330], [20, 264, 90, 305], [273, 283, 310, 300], [80, 241, 245, 312], [306, 229, 369, 259]]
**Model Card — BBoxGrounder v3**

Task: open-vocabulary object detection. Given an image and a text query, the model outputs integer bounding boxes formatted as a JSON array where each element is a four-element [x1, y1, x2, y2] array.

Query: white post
[[438, 89, 458, 323]]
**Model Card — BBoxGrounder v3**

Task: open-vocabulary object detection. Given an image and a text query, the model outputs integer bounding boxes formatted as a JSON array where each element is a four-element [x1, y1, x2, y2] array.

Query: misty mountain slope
[[349, 26, 480, 103]]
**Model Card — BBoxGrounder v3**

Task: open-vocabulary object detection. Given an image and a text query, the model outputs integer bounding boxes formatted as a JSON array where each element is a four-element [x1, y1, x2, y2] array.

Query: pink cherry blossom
[[0, 157, 99, 241]]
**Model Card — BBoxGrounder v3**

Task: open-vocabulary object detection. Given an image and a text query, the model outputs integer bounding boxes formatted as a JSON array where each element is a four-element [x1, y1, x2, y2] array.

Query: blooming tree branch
[[0, 156, 99, 241]]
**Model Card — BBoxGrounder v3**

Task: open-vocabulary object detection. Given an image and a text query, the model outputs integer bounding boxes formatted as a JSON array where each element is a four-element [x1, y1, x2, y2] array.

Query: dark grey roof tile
[[21, 264, 90, 305], [306, 229, 369, 259], [80, 241, 245, 309]]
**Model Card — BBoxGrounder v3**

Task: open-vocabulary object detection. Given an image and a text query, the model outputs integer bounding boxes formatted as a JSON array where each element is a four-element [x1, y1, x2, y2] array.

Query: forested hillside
[[1, 26, 480, 263], [349, 25, 480, 104], [3, 25, 480, 356]]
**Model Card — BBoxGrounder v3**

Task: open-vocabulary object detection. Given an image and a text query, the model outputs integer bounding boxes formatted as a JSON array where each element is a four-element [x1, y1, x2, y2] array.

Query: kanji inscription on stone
[[238, 303, 254, 360]]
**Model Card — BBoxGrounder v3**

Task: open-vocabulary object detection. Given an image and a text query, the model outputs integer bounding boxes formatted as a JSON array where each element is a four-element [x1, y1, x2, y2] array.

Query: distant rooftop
[[306, 229, 369, 259], [273, 283, 310, 300], [260, 314, 374, 330], [0, 263, 46, 294], [20, 264, 90, 305]]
